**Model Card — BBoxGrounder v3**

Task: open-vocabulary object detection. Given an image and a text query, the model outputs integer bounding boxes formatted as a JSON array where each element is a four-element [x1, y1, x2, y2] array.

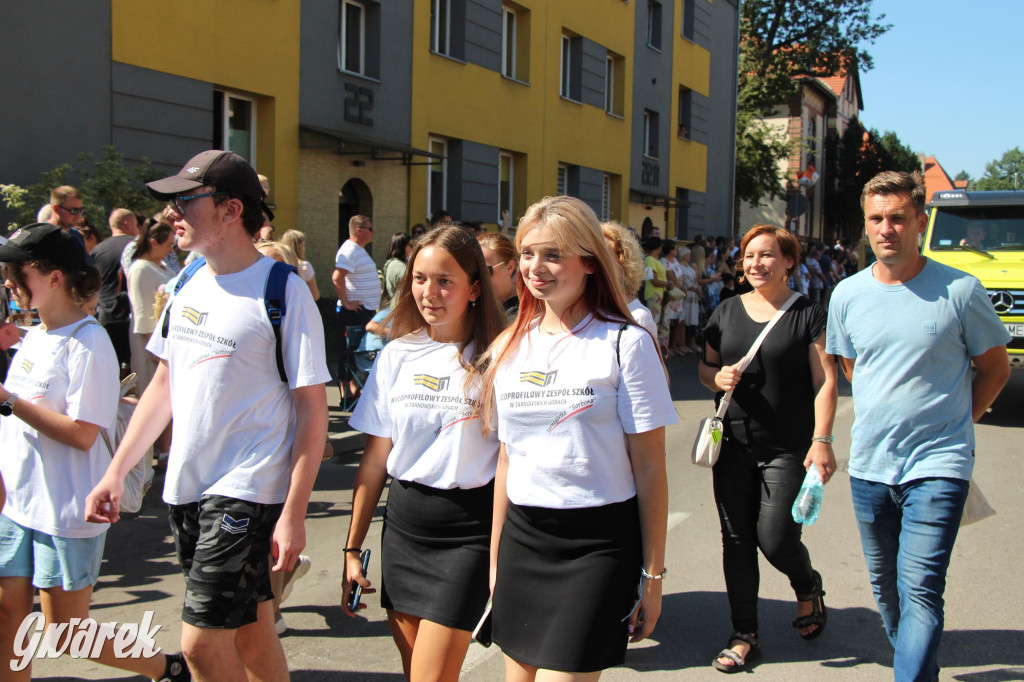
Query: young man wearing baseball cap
[[86, 151, 330, 681]]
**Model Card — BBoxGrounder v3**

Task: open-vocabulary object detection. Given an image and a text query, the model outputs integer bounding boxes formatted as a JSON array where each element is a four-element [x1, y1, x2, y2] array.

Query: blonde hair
[[601, 220, 645, 296], [257, 241, 299, 268], [279, 229, 307, 260], [479, 197, 637, 435], [691, 245, 706, 273]]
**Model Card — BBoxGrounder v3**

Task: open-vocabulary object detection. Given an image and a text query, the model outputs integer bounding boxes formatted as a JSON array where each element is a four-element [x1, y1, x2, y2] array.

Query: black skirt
[[380, 478, 493, 631], [492, 497, 642, 672]]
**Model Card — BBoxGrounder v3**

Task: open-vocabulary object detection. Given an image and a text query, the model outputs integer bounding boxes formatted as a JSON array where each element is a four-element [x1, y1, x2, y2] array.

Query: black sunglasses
[[58, 205, 84, 216]]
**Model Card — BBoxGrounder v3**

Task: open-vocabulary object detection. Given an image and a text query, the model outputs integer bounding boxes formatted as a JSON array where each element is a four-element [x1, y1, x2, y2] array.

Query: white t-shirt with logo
[[0, 319, 119, 538], [148, 256, 332, 505], [349, 330, 498, 489], [494, 315, 678, 509], [335, 240, 382, 310]]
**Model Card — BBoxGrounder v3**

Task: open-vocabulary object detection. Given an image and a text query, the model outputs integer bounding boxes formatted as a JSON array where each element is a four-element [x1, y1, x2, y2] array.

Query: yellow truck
[[923, 189, 1024, 368]]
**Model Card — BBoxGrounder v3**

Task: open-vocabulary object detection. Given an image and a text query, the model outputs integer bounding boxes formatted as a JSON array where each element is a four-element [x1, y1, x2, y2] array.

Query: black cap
[[0, 223, 88, 272], [146, 150, 274, 221]]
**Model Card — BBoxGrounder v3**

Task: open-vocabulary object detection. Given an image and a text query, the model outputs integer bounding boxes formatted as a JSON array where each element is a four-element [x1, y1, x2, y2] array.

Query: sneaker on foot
[[154, 651, 190, 682], [275, 615, 288, 635], [280, 555, 312, 604]]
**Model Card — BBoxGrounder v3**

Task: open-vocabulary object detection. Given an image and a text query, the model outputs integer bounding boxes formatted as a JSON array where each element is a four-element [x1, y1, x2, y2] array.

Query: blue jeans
[[849, 476, 969, 682]]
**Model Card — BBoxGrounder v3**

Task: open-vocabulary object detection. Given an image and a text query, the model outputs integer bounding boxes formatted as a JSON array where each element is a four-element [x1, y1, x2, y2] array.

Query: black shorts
[[168, 495, 283, 629]]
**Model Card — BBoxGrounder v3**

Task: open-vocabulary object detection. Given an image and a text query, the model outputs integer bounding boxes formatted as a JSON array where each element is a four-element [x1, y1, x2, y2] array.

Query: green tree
[[954, 170, 975, 190], [875, 129, 922, 175], [3, 147, 162, 233], [976, 147, 1024, 191], [735, 0, 891, 227]]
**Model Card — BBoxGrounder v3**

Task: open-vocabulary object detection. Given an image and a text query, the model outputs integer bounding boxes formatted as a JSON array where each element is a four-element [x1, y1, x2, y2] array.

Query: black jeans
[[712, 444, 817, 634]]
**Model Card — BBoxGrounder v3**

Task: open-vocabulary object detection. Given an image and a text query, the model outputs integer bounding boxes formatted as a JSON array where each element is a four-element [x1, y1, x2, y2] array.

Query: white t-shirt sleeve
[[299, 260, 315, 282], [349, 350, 393, 438], [280, 273, 332, 390], [616, 327, 677, 434], [66, 323, 120, 429], [335, 246, 355, 272]]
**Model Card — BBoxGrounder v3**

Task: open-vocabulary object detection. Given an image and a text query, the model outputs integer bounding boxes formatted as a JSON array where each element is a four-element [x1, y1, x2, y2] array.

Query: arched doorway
[[339, 178, 373, 253]]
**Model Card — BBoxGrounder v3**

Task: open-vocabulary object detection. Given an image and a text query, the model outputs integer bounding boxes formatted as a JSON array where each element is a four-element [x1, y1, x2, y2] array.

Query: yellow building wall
[[110, 0, 301, 230], [408, 0, 635, 223]]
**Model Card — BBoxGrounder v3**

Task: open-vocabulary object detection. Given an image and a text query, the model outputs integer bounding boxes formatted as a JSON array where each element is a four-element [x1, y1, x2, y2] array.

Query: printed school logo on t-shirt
[[181, 306, 209, 326], [20, 360, 33, 373], [413, 374, 450, 392], [520, 370, 557, 387]]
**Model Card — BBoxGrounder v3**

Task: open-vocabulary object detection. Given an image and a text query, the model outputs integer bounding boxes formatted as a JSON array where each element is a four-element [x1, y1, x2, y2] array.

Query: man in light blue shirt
[[827, 171, 1010, 682]]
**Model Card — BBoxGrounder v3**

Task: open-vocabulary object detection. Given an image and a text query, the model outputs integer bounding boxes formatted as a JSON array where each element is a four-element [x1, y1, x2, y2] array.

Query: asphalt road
[[29, 358, 1024, 681]]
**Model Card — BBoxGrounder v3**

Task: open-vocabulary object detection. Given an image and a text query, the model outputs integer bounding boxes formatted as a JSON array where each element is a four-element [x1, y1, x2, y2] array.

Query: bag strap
[[264, 260, 297, 383], [615, 323, 628, 365], [715, 292, 800, 419], [160, 257, 208, 339]]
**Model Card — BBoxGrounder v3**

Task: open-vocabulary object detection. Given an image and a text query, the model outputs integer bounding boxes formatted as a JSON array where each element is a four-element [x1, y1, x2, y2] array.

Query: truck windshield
[[929, 206, 1024, 251]]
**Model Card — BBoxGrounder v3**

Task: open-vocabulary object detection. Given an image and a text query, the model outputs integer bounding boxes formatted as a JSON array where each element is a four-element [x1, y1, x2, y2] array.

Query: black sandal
[[792, 569, 827, 640], [711, 632, 760, 673]]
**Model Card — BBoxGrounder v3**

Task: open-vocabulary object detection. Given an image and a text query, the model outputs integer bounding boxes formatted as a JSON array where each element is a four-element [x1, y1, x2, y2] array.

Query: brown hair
[[386, 225, 507, 381], [739, 224, 800, 277], [860, 171, 926, 214], [49, 185, 81, 205], [4, 260, 101, 308]]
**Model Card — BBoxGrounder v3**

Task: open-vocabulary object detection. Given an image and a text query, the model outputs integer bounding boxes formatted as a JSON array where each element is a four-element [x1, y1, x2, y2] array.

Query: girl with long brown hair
[[342, 225, 507, 681]]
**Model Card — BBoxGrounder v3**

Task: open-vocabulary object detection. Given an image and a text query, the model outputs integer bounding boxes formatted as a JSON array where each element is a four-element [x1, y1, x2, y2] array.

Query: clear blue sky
[[859, 0, 1022, 180]]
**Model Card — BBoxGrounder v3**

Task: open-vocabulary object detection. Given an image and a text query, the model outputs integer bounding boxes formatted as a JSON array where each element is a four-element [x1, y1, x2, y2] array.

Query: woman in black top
[[698, 225, 838, 673]]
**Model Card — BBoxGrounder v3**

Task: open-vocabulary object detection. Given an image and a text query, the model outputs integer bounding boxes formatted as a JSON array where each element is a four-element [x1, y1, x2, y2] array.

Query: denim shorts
[[0, 514, 106, 591]]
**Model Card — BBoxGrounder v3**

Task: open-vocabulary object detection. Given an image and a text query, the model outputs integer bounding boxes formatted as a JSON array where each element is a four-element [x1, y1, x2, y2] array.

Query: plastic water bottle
[[791, 467, 824, 525]]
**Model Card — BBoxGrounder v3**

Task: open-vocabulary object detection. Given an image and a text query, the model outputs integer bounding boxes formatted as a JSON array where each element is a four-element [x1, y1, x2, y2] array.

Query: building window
[[502, 7, 516, 79], [428, 137, 447, 221], [560, 33, 581, 101], [339, 0, 365, 75], [560, 35, 572, 98], [681, 0, 695, 40], [213, 90, 255, 164], [432, 0, 452, 56], [644, 110, 659, 159], [677, 86, 692, 139], [557, 163, 568, 195], [604, 57, 614, 113], [499, 153, 513, 221], [601, 174, 611, 220], [647, 1, 662, 50]]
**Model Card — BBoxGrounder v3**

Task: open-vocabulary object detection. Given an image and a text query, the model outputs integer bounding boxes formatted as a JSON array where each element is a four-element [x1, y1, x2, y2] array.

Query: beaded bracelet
[[641, 567, 668, 580], [343, 547, 361, 554], [811, 435, 834, 444]]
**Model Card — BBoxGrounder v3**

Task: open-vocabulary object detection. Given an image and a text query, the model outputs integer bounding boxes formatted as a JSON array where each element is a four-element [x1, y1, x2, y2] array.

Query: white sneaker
[[280, 555, 312, 605], [274, 615, 287, 635]]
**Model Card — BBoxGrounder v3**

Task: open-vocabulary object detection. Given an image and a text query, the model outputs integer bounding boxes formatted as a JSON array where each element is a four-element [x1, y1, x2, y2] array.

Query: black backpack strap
[[616, 323, 628, 365], [264, 261, 297, 383], [161, 257, 207, 339]]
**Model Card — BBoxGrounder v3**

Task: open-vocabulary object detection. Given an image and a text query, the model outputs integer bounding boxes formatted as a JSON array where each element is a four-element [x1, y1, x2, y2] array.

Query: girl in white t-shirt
[[343, 225, 508, 681], [127, 221, 175, 393], [481, 197, 678, 678], [280, 229, 320, 301], [0, 223, 187, 681]]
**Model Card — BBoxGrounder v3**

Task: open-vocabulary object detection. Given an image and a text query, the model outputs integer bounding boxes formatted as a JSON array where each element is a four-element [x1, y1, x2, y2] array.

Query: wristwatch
[[0, 394, 16, 417]]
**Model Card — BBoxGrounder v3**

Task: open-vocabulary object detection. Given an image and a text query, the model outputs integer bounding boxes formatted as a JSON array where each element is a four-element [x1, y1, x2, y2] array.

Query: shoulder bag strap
[[714, 292, 800, 419]]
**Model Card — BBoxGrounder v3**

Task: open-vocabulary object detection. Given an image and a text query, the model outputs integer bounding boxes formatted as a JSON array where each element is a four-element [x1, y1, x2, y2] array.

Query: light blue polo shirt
[[826, 259, 1010, 485]]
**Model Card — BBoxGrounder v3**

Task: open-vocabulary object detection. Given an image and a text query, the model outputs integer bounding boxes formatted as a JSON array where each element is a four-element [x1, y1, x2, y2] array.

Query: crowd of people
[[0, 158, 1011, 682]]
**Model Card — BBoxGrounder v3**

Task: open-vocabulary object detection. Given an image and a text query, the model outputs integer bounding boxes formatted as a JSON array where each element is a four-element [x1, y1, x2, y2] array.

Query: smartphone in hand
[[348, 549, 372, 611]]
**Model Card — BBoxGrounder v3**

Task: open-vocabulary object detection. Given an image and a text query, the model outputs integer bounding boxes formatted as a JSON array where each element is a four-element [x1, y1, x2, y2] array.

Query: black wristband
[[343, 547, 361, 554]]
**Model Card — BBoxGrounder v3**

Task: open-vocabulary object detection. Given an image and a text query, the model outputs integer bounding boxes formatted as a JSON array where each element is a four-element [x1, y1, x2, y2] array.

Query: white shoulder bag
[[691, 292, 801, 467]]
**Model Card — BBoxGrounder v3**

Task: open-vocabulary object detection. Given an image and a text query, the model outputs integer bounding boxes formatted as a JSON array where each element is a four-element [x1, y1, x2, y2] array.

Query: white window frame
[[338, 0, 366, 75], [646, 0, 662, 50], [601, 174, 611, 220], [643, 110, 658, 159], [560, 35, 572, 99], [215, 90, 257, 166], [604, 56, 615, 113], [557, 163, 568, 195], [498, 152, 514, 222], [432, 0, 452, 56], [428, 137, 448, 221], [502, 7, 517, 79]]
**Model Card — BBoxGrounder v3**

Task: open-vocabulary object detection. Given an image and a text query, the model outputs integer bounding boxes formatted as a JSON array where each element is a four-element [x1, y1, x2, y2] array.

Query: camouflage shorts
[[168, 495, 283, 629]]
